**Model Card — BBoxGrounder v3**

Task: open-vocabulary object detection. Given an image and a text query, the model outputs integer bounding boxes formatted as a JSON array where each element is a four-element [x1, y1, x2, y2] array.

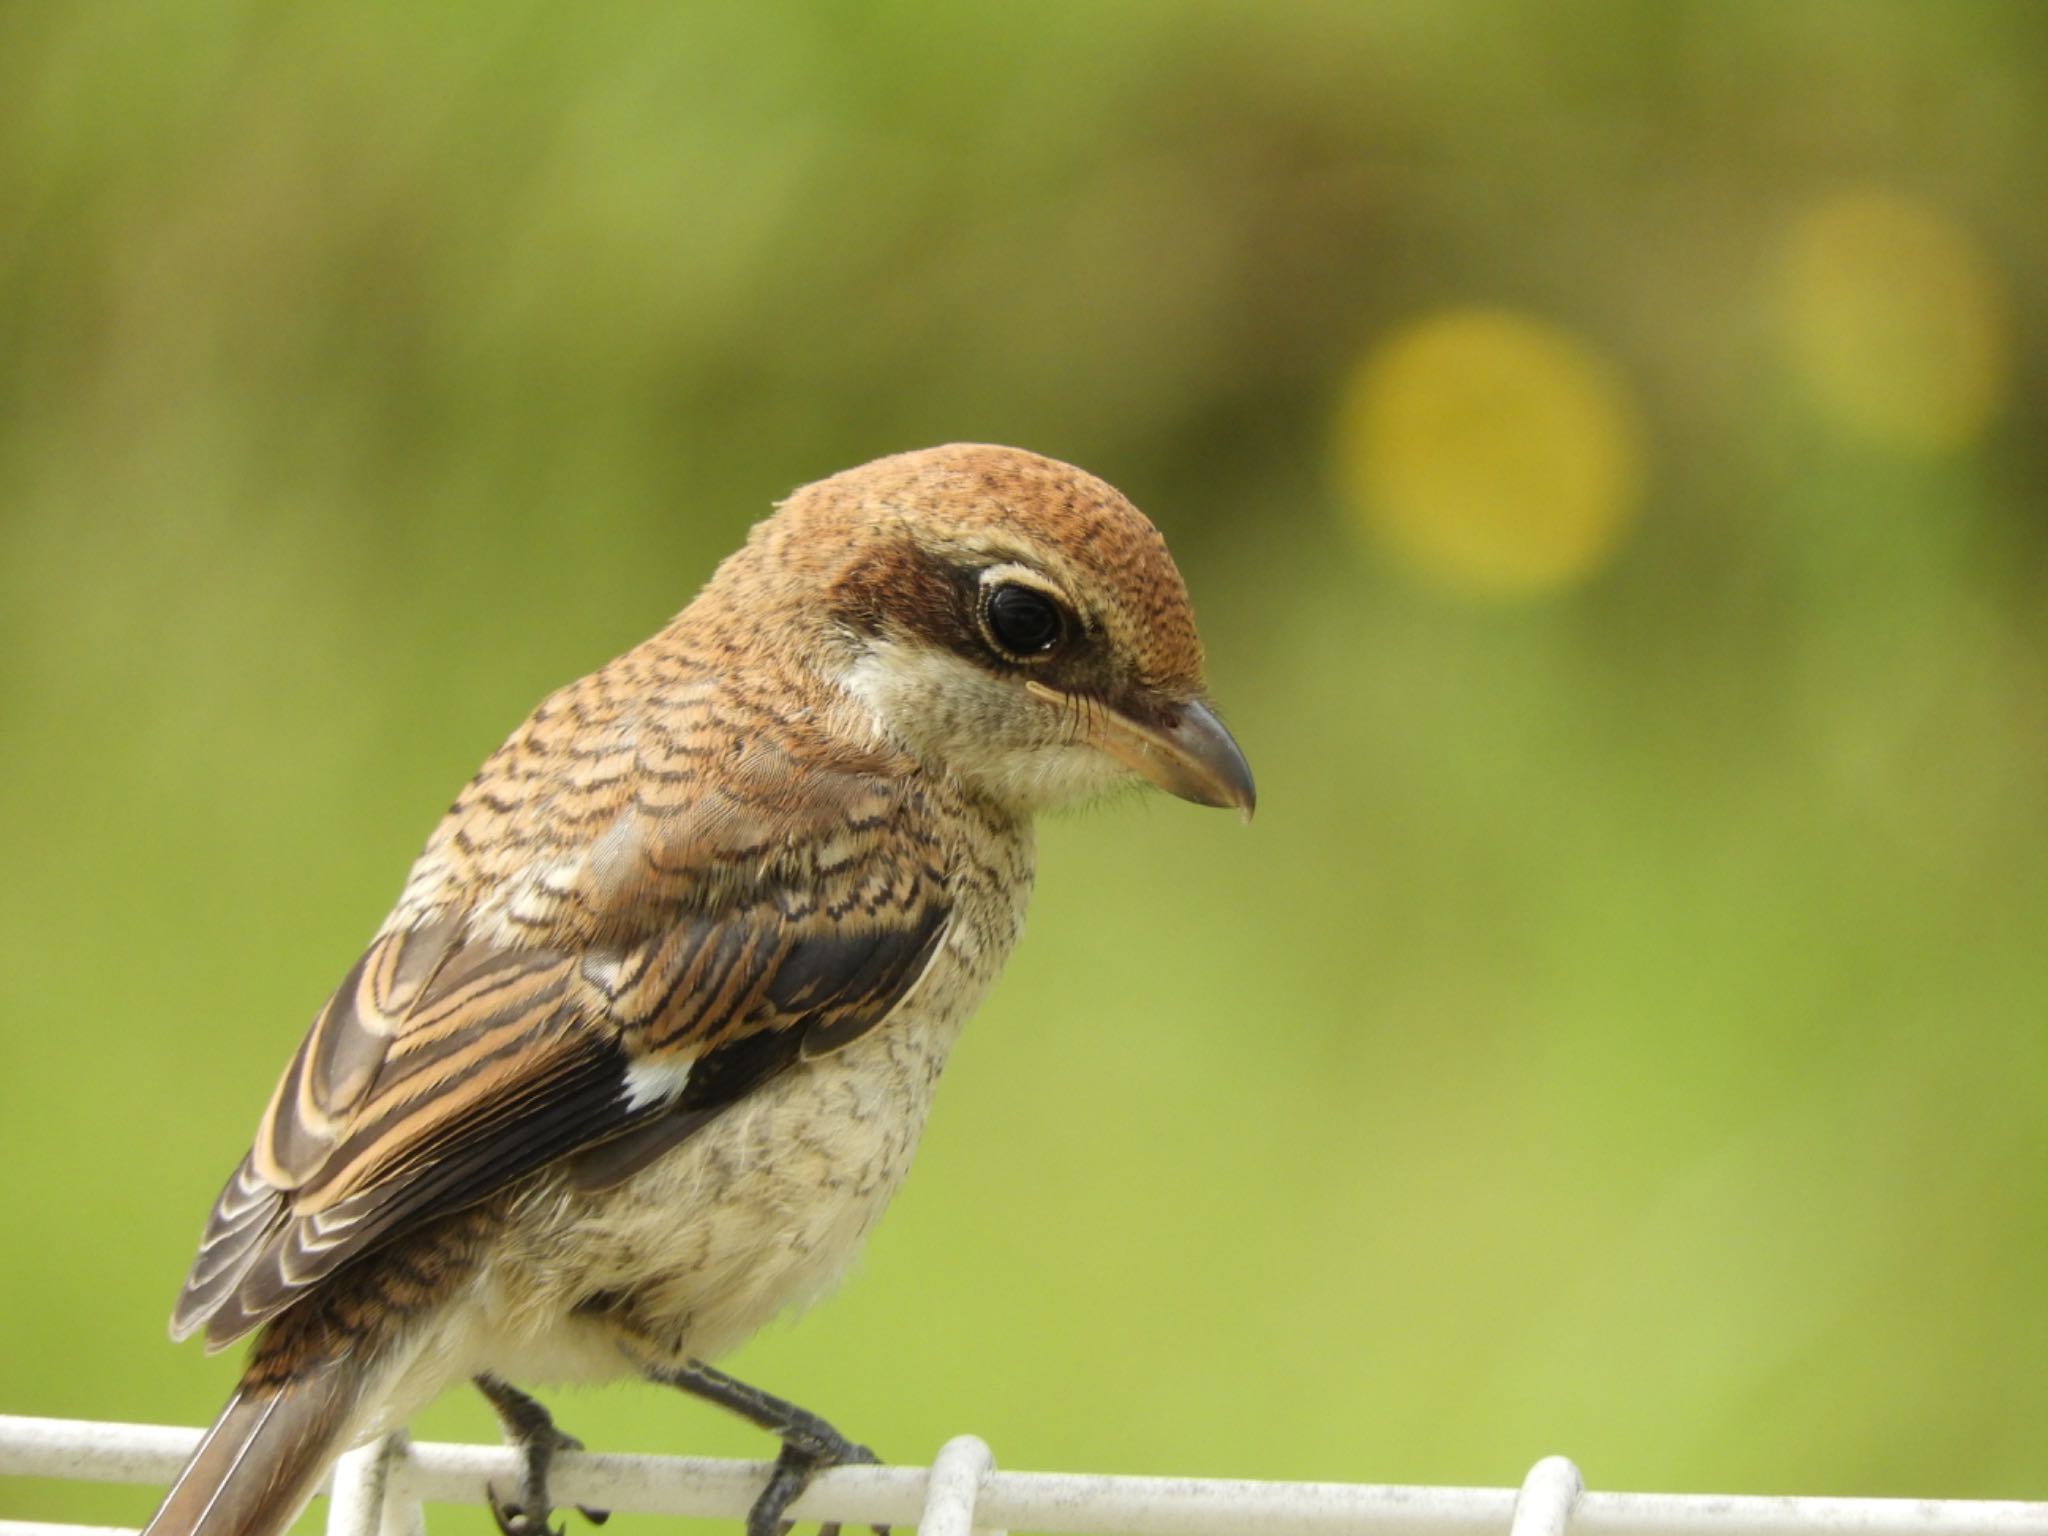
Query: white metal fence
[[5, 1415, 2048, 1536]]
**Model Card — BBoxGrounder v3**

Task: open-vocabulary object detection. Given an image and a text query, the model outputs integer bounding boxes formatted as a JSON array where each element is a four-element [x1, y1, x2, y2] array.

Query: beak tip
[[1161, 699, 1255, 819], [1214, 765, 1256, 822]]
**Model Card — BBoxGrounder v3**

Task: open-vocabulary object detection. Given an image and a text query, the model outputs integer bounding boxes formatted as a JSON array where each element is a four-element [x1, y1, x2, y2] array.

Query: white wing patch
[[622, 1054, 694, 1111]]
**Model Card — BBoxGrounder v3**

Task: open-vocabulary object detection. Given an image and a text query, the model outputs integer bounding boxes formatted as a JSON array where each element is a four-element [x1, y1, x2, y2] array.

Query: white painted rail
[[5, 1415, 2048, 1536]]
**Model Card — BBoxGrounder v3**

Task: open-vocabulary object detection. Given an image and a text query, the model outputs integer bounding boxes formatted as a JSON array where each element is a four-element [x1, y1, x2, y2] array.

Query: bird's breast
[[460, 814, 1035, 1381]]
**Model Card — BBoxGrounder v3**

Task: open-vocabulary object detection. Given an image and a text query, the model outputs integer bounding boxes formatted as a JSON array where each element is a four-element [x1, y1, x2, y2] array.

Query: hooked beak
[[1027, 682, 1256, 820]]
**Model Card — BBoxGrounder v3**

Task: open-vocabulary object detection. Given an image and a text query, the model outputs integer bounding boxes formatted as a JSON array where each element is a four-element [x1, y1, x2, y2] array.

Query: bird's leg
[[473, 1373, 611, 1536], [639, 1358, 884, 1536]]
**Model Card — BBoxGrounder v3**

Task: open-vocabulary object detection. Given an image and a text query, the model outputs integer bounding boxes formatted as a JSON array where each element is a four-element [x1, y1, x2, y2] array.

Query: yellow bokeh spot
[[1781, 190, 2008, 452], [1335, 309, 1644, 598]]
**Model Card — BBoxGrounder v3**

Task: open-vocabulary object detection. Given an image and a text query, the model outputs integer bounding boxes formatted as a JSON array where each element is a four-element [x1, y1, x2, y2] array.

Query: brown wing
[[171, 718, 952, 1350]]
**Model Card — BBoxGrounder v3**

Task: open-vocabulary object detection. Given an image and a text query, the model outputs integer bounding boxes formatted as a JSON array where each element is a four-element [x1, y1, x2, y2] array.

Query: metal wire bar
[[915, 1436, 997, 1536], [7, 1415, 2048, 1536], [1512, 1457, 1587, 1536], [328, 1439, 396, 1536]]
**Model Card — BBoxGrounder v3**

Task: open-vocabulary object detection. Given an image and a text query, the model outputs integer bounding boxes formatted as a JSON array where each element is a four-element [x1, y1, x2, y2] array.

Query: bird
[[143, 443, 1255, 1536]]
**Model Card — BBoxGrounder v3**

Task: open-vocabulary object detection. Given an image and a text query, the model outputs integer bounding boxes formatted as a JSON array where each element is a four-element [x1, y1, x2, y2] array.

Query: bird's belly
[[467, 1004, 965, 1384], [361, 836, 1030, 1432]]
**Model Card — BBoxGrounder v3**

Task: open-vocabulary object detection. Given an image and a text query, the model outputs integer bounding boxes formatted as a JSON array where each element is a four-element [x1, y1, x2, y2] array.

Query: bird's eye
[[981, 582, 1068, 660]]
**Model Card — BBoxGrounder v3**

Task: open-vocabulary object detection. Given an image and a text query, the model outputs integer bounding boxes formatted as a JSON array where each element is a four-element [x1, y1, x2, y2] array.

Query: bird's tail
[[143, 1357, 368, 1536]]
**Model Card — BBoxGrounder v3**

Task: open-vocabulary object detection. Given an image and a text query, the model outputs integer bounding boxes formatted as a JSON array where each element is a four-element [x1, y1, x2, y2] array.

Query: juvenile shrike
[[145, 444, 1254, 1536]]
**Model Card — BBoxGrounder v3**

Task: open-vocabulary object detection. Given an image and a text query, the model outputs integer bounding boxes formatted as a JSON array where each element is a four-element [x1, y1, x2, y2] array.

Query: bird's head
[[736, 443, 1254, 821]]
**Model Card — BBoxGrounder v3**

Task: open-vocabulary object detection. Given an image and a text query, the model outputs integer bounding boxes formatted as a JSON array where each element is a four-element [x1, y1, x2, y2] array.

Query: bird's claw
[[480, 1407, 607, 1536], [745, 1436, 885, 1536], [486, 1476, 609, 1536], [633, 1358, 883, 1536], [486, 1480, 568, 1536]]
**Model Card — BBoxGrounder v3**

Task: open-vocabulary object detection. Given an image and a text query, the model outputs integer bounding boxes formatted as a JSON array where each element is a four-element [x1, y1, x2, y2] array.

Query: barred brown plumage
[[146, 444, 1253, 1536]]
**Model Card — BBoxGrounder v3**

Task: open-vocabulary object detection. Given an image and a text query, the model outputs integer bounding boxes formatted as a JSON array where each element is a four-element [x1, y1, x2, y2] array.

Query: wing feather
[[172, 727, 952, 1350]]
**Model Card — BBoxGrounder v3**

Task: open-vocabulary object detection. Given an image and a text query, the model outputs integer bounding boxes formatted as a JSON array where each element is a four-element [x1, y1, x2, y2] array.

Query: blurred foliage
[[5, 3, 2048, 1532]]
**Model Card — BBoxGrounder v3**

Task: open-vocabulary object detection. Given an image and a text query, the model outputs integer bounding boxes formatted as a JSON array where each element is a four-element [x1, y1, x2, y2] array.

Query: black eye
[[982, 582, 1067, 660]]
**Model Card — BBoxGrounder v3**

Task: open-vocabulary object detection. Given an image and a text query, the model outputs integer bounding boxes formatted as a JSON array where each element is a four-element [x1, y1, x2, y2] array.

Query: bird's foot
[[633, 1356, 885, 1536], [749, 1429, 883, 1536], [474, 1373, 611, 1536]]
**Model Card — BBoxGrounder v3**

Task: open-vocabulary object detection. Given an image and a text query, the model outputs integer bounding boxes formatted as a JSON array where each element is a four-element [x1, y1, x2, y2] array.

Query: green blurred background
[[6, 3, 2048, 1530]]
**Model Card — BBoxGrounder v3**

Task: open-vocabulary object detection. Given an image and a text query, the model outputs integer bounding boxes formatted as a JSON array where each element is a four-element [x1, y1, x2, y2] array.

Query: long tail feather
[[144, 1360, 365, 1536]]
